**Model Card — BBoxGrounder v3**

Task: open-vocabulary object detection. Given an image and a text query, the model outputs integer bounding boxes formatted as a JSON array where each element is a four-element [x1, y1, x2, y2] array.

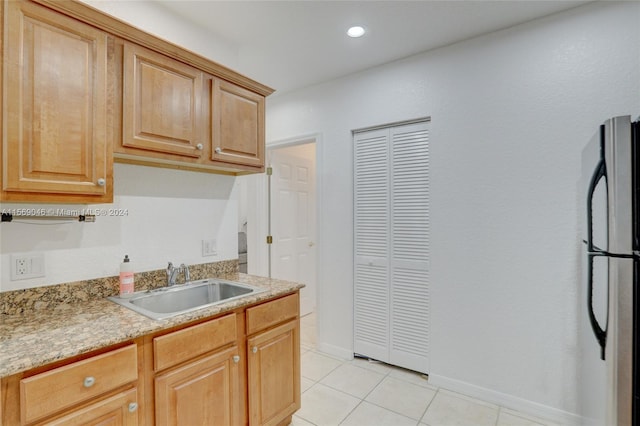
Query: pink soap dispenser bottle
[[119, 255, 134, 298]]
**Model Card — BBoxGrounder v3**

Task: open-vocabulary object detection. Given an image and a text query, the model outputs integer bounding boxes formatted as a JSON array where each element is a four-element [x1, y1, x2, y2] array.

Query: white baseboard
[[316, 341, 354, 361], [428, 374, 582, 426]]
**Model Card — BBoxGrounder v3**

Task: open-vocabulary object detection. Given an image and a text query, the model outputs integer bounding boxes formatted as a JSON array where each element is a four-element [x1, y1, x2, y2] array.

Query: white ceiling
[[157, 0, 592, 96]]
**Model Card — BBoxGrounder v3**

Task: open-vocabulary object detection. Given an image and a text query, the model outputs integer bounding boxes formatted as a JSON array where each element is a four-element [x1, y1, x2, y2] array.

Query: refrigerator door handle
[[587, 252, 608, 360], [586, 157, 607, 253], [586, 157, 608, 360]]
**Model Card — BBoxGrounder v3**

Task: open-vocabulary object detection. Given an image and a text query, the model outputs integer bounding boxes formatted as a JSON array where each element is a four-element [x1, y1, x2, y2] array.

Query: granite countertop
[[0, 273, 304, 378]]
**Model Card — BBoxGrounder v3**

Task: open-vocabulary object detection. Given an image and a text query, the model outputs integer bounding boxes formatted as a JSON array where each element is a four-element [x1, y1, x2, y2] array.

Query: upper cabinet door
[[211, 79, 265, 169], [2, 0, 112, 202], [122, 43, 204, 159]]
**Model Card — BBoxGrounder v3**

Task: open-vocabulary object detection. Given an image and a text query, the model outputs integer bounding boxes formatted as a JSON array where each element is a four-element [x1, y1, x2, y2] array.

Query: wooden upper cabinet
[[121, 43, 204, 159], [1, 0, 112, 203], [211, 79, 265, 169]]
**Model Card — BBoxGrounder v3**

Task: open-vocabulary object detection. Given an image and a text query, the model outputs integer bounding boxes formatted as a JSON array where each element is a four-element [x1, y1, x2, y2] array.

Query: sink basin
[[108, 279, 265, 320]]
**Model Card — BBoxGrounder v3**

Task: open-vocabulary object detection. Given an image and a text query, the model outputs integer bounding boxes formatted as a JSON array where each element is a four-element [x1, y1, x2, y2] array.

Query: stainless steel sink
[[108, 279, 265, 320]]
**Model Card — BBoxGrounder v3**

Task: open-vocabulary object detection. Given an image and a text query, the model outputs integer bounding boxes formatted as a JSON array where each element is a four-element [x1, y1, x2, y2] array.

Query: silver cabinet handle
[[196, 143, 204, 150], [83, 376, 95, 388], [215, 147, 222, 154], [252, 346, 258, 354], [97, 178, 106, 187], [128, 402, 138, 413], [232, 355, 240, 363]]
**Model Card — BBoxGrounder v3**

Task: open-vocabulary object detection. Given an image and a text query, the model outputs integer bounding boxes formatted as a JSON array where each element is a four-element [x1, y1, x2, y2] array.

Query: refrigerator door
[[603, 117, 634, 426], [579, 116, 634, 426]]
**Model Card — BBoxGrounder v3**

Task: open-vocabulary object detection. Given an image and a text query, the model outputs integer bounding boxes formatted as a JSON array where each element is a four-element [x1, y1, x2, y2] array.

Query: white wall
[[0, 164, 239, 291], [265, 1, 640, 421], [0, 2, 241, 291], [80, 0, 238, 69]]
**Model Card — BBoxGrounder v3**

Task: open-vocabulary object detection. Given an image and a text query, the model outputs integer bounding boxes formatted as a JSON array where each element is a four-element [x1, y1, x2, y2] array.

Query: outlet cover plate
[[10, 253, 45, 281], [202, 239, 217, 257]]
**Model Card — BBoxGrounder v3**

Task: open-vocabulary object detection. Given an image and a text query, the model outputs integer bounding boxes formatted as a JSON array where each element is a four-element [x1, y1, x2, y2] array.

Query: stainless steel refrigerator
[[580, 115, 639, 425]]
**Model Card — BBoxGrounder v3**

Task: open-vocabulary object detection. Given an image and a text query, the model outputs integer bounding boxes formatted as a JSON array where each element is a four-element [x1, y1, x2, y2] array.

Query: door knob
[[308, 241, 315, 247]]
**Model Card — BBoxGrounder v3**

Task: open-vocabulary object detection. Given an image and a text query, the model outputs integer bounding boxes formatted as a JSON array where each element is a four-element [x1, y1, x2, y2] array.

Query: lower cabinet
[[246, 293, 301, 426], [155, 346, 240, 426], [247, 320, 300, 426], [0, 292, 301, 426], [150, 313, 240, 426]]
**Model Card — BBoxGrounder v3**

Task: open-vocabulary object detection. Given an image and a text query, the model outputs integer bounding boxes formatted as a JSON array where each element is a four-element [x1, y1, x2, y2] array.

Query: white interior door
[[270, 147, 317, 316]]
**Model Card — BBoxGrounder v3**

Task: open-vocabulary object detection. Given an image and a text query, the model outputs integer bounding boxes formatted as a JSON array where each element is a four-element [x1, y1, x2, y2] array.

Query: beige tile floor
[[295, 313, 562, 426]]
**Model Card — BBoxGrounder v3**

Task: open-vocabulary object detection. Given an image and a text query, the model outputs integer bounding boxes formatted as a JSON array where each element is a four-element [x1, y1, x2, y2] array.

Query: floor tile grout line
[[337, 398, 365, 426], [416, 386, 440, 424]]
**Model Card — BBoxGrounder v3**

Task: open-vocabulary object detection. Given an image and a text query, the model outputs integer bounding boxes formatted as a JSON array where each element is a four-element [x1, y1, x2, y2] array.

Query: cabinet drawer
[[154, 313, 237, 371], [20, 344, 137, 424], [246, 294, 299, 335]]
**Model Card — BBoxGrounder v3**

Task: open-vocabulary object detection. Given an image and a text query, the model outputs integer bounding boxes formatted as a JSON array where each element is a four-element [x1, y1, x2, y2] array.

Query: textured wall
[[265, 2, 640, 420]]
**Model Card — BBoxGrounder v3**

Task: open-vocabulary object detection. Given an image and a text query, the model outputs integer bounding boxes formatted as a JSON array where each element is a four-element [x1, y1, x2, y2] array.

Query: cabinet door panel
[[122, 43, 203, 158], [247, 320, 300, 426], [212, 79, 264, 168], [155, 346, 240, 426], [41, 388, 138, 426], [2, 0, 110, 198]]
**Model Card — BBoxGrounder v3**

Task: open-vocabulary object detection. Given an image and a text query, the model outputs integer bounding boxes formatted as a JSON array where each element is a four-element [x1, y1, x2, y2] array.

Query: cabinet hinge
[[266, 167, 273, 176], [266, 235, 273, 244]]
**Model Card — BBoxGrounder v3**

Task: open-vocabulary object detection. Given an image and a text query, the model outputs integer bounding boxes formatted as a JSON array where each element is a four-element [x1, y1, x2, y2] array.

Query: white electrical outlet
[[10, 253, 45, 280], [202, 239, 217, 257]]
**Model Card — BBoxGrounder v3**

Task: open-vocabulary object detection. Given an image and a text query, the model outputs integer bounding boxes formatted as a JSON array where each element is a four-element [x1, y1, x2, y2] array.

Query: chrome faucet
[[181, 263, 190, 282], [166, 262, 191, 286]]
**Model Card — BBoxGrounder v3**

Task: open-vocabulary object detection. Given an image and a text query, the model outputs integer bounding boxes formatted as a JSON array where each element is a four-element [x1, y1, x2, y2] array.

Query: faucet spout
[[181, 263, 191, 283], [167, 262, 179, 286]]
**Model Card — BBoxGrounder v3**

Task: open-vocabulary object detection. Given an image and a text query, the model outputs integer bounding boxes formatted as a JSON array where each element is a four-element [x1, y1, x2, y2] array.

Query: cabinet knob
[[83, 376, 96, 388], [215, 147, 222, 154], [128, 402, 138, 413], [232, 355, 240, 363], [196, 143, 204, 150], [252, 346, 258, 354], [97, 178, 106, 187]]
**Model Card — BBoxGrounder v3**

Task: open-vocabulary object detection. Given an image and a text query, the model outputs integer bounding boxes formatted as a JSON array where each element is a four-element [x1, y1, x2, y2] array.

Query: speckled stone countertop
[[0, 273, 304, 378]]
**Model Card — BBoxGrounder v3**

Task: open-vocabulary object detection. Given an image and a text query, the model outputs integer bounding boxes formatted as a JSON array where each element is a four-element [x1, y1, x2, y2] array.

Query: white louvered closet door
[[354, 128, 390, 362], [354, 120, 430, 374]]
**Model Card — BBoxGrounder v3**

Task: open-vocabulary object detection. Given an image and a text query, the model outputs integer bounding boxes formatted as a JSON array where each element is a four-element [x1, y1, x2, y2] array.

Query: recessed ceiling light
[[347, 26, 366, 38]]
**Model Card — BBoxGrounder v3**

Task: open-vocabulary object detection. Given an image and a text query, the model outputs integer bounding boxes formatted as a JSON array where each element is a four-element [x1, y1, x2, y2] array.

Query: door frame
[[248, 133, 323, 321]]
